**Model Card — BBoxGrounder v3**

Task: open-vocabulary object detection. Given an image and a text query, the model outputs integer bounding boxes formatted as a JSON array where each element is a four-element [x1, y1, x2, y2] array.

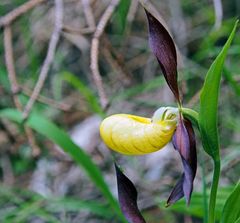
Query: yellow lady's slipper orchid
[[100, 107, 178, 155]]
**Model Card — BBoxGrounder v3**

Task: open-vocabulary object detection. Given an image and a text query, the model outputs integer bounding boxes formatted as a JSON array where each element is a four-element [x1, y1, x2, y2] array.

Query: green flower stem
[[208, 158, 221, 223], [200, 151, 208, 223], [181, 107, 199, 128]]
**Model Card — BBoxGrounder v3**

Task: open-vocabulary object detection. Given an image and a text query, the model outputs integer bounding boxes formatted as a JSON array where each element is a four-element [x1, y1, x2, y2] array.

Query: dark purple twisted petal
[[167, 118, 197, 206], [145, 9, 180, 103], [115, 164, 146, 223], [166, 174, 184, 207]]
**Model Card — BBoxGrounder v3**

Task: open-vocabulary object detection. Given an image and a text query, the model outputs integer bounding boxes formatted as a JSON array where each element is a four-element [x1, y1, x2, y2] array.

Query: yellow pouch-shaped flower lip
[[100, 107, 178, 155]]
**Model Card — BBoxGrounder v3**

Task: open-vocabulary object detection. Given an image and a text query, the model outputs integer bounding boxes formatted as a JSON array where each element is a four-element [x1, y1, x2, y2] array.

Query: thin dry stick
[[213, 0, 223, 30], [4, 26, 40, 156], [1, 155, 14, 185], [0, 0, 46, 28], [23, 0, 63, 119], [62, 25, 95, 35], [90, 0, 120, 109], [4, 26, 22, 109], [62, 0, 95, 36], [127, 0, 139, 24], [24, 127, 41, 156], [102, 47, 131, 86], [81, 0, 96, 29], [102, 37, 132, 85], [22, 86, 72, 111]]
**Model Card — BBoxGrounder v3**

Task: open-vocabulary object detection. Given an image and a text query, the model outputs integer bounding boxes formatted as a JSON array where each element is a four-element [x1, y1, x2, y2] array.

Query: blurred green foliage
[[0, 0, 240, 222]]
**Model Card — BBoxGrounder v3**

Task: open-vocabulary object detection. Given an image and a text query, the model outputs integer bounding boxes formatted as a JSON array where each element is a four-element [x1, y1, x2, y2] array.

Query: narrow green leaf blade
[[234, 218, 240, 223], [0, 109, 126, 222], [112, 0, 131, 35], [199, 20, 238, 159], [0, 186, 112, 221], [221, 181, 240, 223]]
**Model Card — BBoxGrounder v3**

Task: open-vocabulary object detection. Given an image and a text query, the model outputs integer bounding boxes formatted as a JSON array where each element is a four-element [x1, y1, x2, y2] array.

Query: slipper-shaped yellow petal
[[100, 107, 178, 155]]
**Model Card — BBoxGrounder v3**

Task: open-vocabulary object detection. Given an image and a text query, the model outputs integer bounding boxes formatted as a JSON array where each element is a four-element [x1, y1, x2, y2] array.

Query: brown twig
[[125, 53, 148, 70], [0, 120, 16, 145], [21, 86, 71, 111], [90, 0, 120, 109], [0, 0, 46, 28], [62, 25, 95, 35], [62, 0, 96, 36], [127, 0, 139, 24], [102, 37, 132, 86], [213, 0, 223, 30], [3, 25, 40, 156], [23, 0, 63, 119], [1, 155, 14, 186], [81, 0, 96, 29], [4, 26, 22, 109]]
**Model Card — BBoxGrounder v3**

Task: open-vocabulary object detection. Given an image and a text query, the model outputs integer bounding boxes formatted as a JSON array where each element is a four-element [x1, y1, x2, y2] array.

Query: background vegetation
[[0, 0, 239, 222]]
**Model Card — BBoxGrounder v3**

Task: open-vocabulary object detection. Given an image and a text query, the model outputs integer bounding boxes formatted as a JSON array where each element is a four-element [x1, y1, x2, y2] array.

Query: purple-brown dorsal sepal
[[145, 9, 180, 103], [167, 118, 197, 206], [115, 164, 146, 223]]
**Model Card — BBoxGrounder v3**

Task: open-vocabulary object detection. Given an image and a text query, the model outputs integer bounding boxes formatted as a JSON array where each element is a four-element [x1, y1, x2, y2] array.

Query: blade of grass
[[0, 186, 113, 220], [199, 20, 238, 160], [200, 149, 208, 223], [0, 108, 126, 223], [221, 181, 240, 223], [112, 0, 131, 35], [4, 200, 60, 223], [199, 20, 238, 223]]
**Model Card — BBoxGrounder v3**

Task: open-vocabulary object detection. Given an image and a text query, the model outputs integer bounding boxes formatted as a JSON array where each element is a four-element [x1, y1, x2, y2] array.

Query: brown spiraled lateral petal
[[145, 9, 180, 103], [167, 118, 197, 206], [115, 164, 146, 223]]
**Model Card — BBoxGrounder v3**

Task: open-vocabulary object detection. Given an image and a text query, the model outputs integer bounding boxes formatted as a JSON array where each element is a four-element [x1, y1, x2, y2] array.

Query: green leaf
[[181, 107, 199, 129], [221, 181, 240, 223], [112, 0, 131, 35], [199, 20, 238, 160], [4, 200, 60, 223], [0, 109, 126, 223], [234, 218, 240, 223]]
